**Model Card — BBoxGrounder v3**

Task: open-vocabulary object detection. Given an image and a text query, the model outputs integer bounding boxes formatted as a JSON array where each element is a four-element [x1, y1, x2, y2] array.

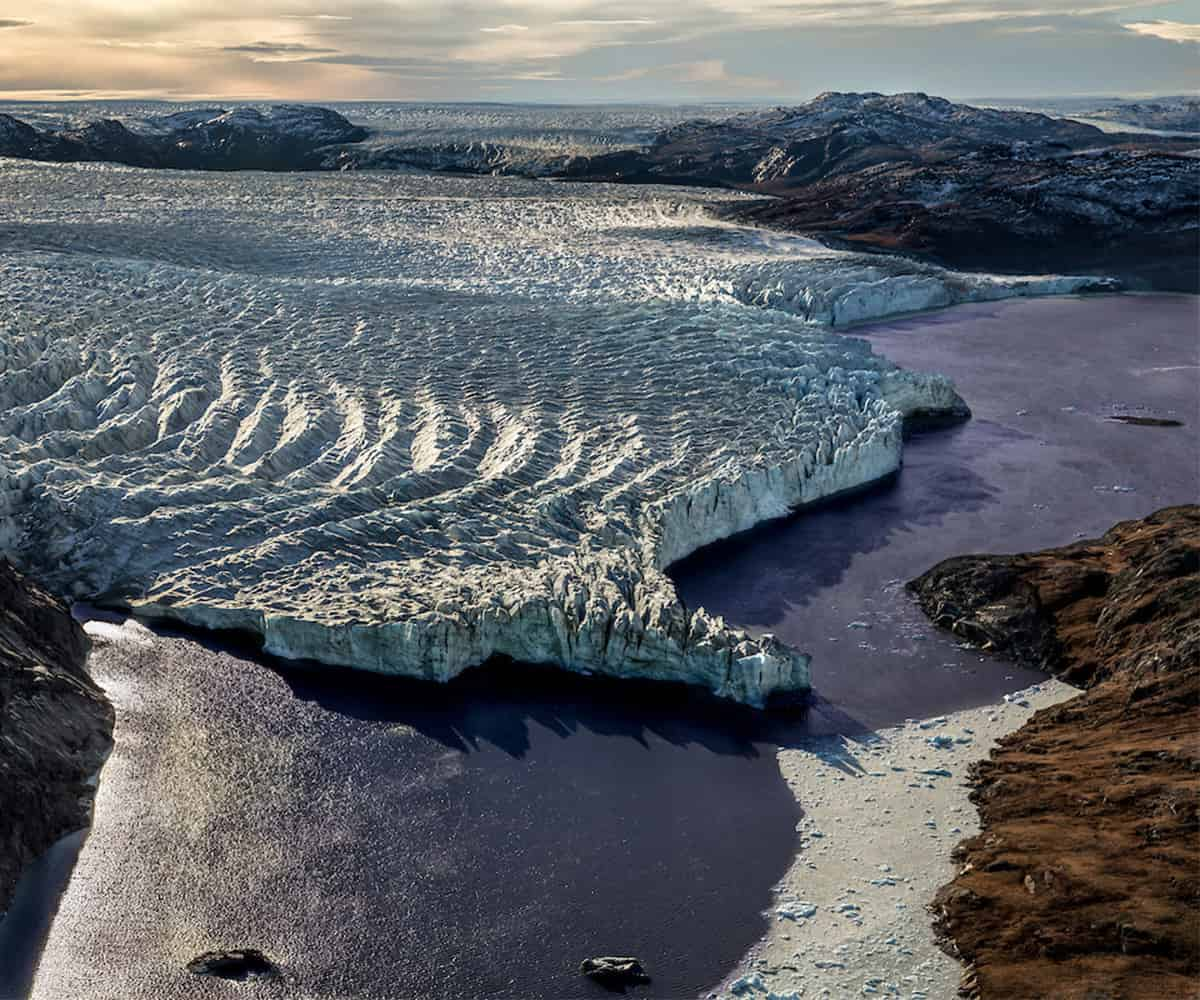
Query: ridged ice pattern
[[0, 159, 1073, 703]]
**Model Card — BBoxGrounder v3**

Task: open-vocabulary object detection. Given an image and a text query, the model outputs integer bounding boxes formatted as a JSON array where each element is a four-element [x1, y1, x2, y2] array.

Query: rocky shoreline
[[0, 560, 113, 917], [910, 506, 1199, 999]]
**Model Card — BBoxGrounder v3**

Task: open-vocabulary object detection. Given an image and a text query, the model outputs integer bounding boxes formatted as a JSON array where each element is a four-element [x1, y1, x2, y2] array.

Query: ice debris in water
[[776, 901, 819, 920]]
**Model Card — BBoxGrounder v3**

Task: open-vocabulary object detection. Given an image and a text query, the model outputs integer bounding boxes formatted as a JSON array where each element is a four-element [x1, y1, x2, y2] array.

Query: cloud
[[99, 39, 193, 49], [1122, 20, 1200, 43], [598, 57, 780, 91], [995, 23, 1058, 33], [554, 19, 659, 26], [224, 40, 340, 62], [0, 0, 1196, 101]]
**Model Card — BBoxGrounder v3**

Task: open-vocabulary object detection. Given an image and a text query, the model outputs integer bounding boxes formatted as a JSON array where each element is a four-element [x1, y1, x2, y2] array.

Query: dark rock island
[[910, 506, 1199, 999], [580, 955, 652, 988], [187, 948, 282, 981], [0, 560, 113, 914]]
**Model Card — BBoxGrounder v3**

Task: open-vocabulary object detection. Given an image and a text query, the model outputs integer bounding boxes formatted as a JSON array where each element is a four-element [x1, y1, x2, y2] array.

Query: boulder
[[187, 949, 281, 981], [580, 956, 652, 988]]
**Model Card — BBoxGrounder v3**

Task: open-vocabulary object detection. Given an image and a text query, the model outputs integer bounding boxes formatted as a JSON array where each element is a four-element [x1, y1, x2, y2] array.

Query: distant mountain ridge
[[0, 104, 367, 171], [567, 90, 1136, 189]]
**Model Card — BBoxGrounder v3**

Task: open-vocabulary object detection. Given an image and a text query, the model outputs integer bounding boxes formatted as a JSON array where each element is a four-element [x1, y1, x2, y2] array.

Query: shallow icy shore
[[0, 160, 1109, 704], [714, 680, 1081, 1000]]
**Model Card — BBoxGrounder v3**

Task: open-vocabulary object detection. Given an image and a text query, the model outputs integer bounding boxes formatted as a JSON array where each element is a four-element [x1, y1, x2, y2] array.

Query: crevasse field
[[0, 154, 1102, 702]]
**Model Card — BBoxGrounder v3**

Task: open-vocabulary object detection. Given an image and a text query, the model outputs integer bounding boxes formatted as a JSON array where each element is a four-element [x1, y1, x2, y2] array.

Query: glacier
[[0, 159, 1108, 704]]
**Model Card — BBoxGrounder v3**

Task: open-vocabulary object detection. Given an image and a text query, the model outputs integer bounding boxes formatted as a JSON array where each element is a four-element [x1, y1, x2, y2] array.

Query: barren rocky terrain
[[910, 506, 1200, 999], [718, 147, 1199, 292], [0, 561, 112, 914]]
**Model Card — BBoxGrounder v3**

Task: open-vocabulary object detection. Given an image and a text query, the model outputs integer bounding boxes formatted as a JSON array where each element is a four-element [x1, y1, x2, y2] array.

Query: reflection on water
[[26, 630, 803, 1000]]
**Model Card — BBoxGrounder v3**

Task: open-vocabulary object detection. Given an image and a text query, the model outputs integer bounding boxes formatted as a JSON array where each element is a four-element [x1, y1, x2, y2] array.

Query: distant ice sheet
[[0, 161, 1095, 702]]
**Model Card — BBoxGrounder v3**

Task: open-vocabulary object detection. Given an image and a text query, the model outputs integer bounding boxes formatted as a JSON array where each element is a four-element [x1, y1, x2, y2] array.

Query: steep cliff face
[[0, 561, 113, 914], [909, 507, 1200, 999]]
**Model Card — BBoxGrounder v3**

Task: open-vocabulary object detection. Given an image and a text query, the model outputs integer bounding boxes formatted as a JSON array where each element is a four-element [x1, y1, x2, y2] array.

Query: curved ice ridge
[[0, 161, 1071, 705]]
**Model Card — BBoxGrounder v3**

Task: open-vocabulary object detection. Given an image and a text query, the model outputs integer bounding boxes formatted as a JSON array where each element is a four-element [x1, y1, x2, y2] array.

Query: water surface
[[675, 293, 1199, 731], [23, 627, 800, 1000]]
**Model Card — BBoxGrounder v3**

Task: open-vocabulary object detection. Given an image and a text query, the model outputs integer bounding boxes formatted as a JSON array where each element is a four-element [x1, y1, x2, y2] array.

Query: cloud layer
[[0, 1, 1195, 101]]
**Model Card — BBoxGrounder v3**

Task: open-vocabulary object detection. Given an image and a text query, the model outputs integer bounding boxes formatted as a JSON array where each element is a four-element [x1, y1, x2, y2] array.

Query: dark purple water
[[674, 293, 1199, 732], [15, 631, 802, 1000]]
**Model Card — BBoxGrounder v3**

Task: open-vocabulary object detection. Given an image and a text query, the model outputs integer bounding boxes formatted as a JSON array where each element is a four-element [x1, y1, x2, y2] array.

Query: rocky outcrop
[[568, 91, 1122, 189], [0, 559, 113, 915], [0, 105, 368, 171], [187, 949, 281, 981], [717, 147, 1200, 293], [580, 956, 651, 987], [909, 507, 1200, 999]]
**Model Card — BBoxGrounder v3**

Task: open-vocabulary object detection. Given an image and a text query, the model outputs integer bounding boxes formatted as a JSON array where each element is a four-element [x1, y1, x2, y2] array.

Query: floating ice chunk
[[731, 974, 767, 995], [777, 902, 819, 920]]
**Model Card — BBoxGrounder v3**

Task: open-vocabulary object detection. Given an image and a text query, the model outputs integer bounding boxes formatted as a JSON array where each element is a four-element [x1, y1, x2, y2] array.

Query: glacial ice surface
[[0, 160, 1102, 703]]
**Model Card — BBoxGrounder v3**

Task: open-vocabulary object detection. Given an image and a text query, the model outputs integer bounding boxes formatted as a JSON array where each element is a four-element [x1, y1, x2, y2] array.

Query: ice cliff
[[0, 160, 1089, 706]]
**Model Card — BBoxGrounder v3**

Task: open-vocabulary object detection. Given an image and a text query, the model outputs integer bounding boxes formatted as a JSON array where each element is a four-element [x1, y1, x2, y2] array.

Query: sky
[[0, 0, 1196, 103]]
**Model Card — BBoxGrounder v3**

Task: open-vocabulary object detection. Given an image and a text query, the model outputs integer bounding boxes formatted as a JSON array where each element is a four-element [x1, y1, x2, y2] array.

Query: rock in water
[[187, 949, 281, 980], [0, 560, 113, 914], [580, 956, 652, 987], [910, 506, 1200, 1000]]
